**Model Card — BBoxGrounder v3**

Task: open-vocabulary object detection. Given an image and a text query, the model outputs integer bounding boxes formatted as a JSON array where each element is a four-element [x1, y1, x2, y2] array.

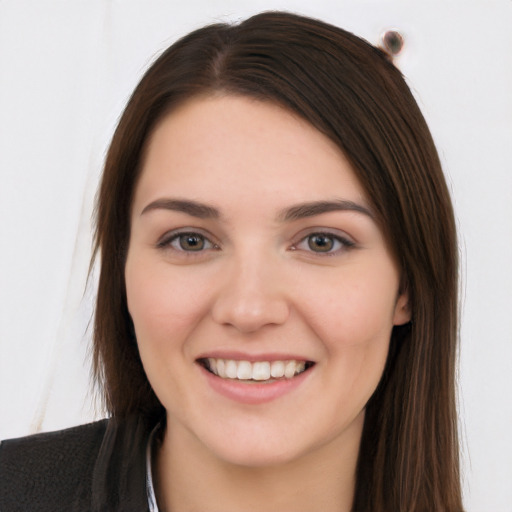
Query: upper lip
[[195, 350, 314, 363]]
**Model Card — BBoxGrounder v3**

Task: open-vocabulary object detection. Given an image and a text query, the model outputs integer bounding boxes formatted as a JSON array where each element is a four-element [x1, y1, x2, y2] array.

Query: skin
[[125, 95, 410, 512]]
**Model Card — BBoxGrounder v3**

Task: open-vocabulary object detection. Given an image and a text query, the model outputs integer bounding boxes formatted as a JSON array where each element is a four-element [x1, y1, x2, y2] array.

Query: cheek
[[124, 257, 210, 347], [309, 281, 396, 415], [304, 269, 399, 350], [297, 261, 399, 408], [124, 256, 214, 408]]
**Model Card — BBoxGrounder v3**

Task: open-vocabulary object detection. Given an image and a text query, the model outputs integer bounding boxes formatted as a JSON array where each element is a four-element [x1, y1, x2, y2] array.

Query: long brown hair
[[93, 11, 463, 511]]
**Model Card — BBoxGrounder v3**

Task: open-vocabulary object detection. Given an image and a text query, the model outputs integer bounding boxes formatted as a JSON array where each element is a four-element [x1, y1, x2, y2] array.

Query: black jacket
[[0, 416, 156, 511]]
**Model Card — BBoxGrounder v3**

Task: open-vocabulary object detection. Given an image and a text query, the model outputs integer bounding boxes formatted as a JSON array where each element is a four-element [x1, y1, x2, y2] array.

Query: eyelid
[[290, 228, 356, 255], [156, 228, 219, 252]]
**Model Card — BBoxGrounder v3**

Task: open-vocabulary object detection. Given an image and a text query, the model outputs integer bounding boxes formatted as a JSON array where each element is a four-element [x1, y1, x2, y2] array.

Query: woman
[[0, 11, 463, 512]]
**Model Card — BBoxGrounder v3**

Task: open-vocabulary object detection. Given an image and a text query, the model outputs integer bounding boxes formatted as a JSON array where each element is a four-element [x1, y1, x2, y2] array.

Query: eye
[[157, 231, 217, 253], [293, 232, 355, 254], [307, 233, 336, 252], [175, 233, 207, 251]]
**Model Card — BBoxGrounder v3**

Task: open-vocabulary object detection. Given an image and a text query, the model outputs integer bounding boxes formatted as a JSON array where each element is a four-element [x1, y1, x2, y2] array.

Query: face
[[125, 95, 410, 468]]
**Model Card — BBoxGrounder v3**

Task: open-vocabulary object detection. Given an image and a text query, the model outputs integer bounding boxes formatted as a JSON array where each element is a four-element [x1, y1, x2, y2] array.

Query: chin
[[196, 420, 335, 470], [211, 441, 305, 469]]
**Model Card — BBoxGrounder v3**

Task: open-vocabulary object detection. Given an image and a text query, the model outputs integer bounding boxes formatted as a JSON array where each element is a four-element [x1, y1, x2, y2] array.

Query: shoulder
[[0, 416, 155, 512], [0, 417, 155, 511], [0, 419, 109, 465], [0, 420, 109, 511]]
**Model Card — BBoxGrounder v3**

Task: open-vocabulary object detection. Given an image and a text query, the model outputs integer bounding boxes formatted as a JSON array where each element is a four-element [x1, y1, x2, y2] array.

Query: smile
[[199, 358, 314, 381]]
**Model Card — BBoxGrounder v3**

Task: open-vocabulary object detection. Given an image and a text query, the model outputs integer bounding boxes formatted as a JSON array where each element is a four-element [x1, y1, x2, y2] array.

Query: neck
[[154, 415, 363, 512]]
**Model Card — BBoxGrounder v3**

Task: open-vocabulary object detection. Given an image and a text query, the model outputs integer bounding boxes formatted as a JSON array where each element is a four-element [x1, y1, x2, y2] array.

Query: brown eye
[[157, 231, 217, 253], [292, 231, 355, 256], [307, 234, 335, 252], [178, 233, 206, 251]]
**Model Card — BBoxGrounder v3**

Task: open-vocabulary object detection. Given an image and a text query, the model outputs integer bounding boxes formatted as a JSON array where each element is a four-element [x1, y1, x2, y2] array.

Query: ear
[[393, 291, 411, 326]]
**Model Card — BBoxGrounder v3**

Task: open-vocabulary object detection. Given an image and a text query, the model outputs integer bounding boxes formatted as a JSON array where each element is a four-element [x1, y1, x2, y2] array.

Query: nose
[[211, 255, 290, 333]]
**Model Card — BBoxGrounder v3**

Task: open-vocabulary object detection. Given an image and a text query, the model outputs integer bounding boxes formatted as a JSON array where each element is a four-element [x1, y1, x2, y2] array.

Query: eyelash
[[291, 232, 355, 255], [156, 230, 219, 254], [156, 229, 355, 257]]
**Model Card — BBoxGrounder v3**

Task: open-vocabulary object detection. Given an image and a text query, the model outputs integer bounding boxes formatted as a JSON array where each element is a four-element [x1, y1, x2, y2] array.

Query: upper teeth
[[206, 358, 307, 381]]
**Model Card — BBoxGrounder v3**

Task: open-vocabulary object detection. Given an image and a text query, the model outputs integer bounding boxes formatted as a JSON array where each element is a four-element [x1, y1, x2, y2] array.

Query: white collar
[[146, 422, 162, 512]]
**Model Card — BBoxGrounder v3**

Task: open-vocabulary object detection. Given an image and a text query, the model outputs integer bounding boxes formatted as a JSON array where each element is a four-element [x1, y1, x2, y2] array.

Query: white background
[[0, 1, 511, 510]]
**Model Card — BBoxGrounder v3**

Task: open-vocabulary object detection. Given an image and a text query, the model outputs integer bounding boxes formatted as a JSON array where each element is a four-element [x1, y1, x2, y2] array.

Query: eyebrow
[[278, 200, 374, 222], [140, 197, 373, 221], [140, 198, 220, 218]]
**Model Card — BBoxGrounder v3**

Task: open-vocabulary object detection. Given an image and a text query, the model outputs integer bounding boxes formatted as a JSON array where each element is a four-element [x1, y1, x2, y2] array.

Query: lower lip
[[199, 365, 312, 405]]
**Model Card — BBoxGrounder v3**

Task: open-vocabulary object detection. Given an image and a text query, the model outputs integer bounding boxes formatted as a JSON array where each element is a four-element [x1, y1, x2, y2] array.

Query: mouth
[[197, 357, 315, 382]]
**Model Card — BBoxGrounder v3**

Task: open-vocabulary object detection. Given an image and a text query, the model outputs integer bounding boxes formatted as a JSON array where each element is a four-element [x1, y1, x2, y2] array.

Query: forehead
[[133, 95, 368, 214]]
